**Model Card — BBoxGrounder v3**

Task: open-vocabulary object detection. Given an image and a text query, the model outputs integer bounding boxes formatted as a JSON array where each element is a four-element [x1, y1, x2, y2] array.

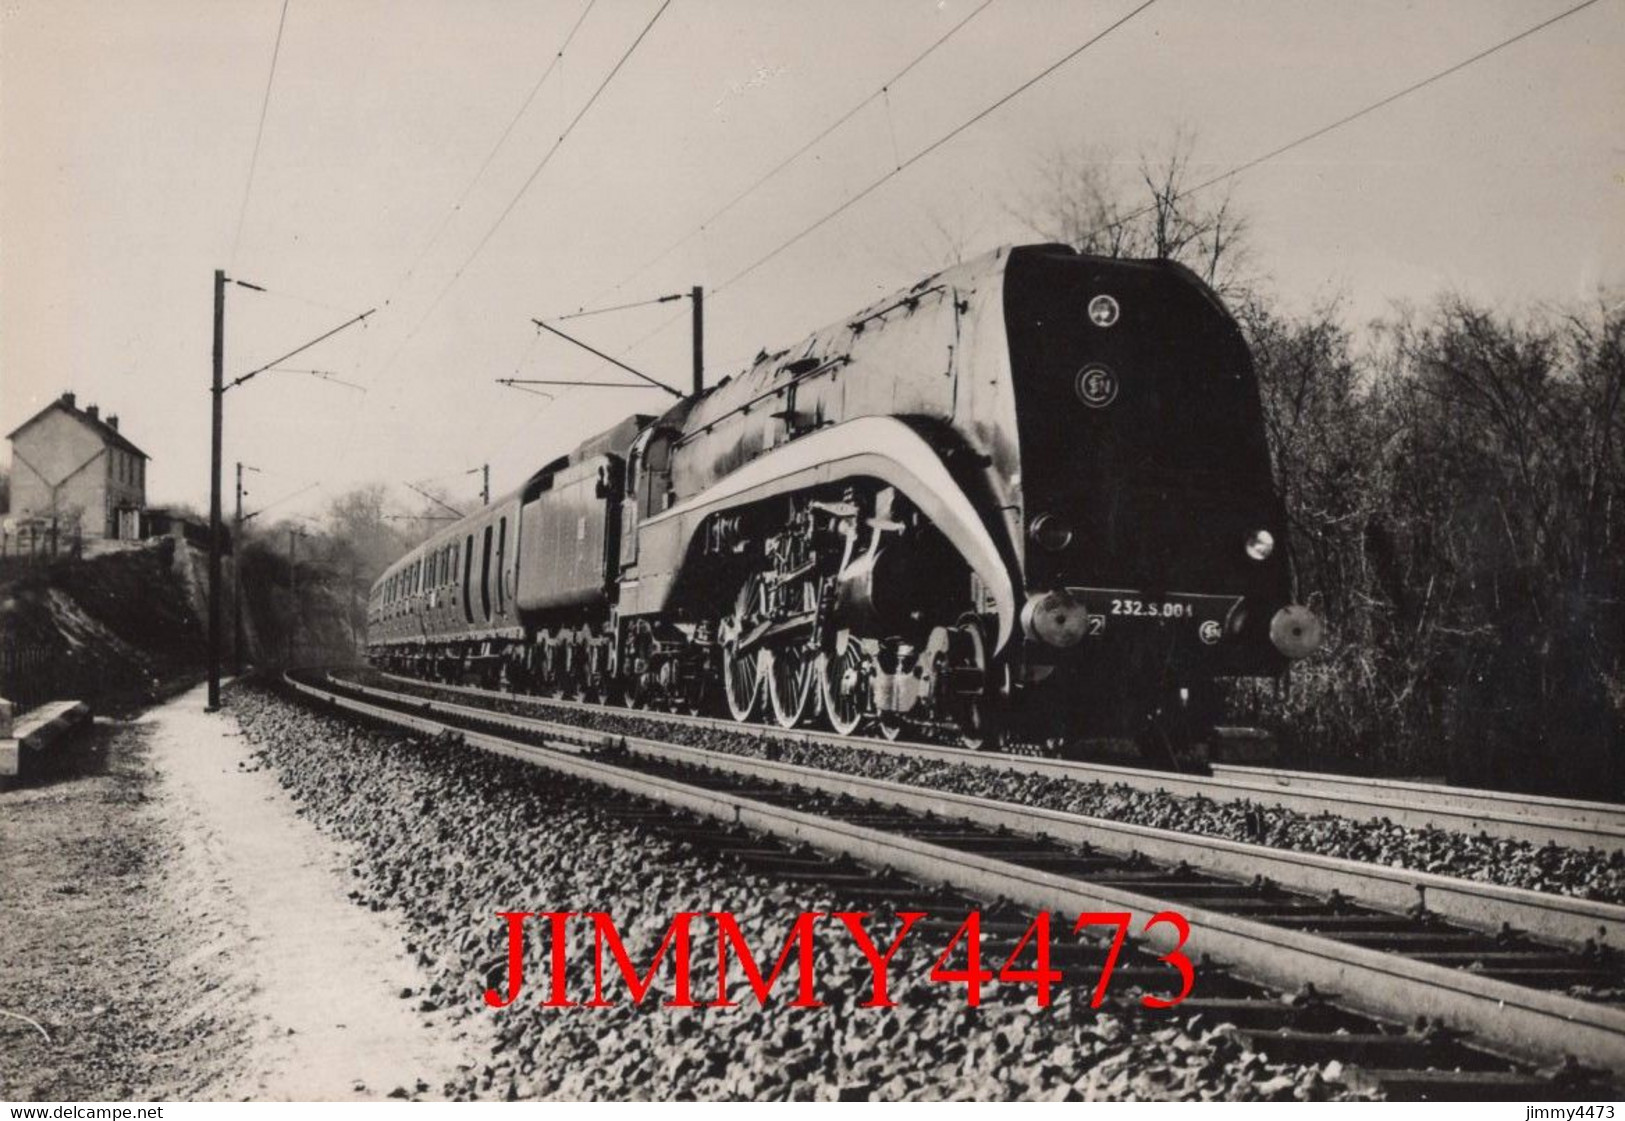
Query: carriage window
[[495, 517, 507, 614], [462, 535, 475, 624], [480, 525, 493, 622]]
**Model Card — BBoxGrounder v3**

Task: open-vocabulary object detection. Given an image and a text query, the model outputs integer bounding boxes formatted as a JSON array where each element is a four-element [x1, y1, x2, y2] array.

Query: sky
[[2, 0, 1621, 524]]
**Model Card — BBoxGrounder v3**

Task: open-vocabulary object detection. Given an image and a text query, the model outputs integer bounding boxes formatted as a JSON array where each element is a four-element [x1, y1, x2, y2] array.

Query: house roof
[[6, 396, 149, 460]]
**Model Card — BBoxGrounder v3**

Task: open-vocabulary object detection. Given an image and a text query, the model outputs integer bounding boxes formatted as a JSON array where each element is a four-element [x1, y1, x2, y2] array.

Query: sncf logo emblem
[[1075, 364, 1119, 409]]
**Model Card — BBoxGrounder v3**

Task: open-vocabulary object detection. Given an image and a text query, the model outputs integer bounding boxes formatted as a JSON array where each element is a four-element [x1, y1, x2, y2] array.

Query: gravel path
[[237, 681, 1369, 1101], [359, 676, 1624, 904]]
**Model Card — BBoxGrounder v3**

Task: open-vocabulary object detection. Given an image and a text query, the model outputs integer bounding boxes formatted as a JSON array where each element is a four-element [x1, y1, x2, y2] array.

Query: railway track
[[286, 669, 1624, 1095], [365, 670, 1625, 852]]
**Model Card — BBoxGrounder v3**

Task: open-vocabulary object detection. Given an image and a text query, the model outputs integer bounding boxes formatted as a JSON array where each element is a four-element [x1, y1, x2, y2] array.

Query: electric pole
[[233, 462, 260, 674], [468, 464, 489, 506], [287, 526, 308, 666], [691, 285, 704, 397], [208, 270, 225, 710], [204, 273, 372, 709], [234, 462, 242, 675]]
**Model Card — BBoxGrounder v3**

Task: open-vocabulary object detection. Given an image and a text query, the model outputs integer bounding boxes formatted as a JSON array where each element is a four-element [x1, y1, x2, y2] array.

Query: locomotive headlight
[[1245, 529, 1275, 561], [1087, 294, 1120, 328], [1029, 513, 1075, 552]]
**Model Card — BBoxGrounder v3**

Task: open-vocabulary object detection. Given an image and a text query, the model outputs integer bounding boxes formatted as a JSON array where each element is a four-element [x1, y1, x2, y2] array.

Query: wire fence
[[0, 521, 84, 567], [0, 638, 89, 716]]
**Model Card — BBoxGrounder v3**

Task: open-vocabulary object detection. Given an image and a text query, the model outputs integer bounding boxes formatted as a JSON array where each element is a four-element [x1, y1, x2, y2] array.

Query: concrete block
[[0, 699, 91, 777]]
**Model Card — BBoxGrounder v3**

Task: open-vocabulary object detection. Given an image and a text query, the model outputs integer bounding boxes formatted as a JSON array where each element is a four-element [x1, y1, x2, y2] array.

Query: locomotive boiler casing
[[616, 243, 1312, 699], [619, 261, 1024, 641]]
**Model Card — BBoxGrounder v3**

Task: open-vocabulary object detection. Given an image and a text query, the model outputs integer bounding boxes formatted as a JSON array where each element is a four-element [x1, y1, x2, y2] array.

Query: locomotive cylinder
[[831, 544, 953, 637]]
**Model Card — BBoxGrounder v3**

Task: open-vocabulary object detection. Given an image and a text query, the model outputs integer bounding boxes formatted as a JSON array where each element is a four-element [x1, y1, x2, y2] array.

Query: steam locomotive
[[367, 243, 1322, 754]]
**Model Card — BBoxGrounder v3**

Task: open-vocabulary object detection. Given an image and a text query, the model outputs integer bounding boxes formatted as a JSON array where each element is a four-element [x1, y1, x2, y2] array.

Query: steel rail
[[342, 673, 1625, 950], [288, 671, 1625, 1074], [1214, 763, 1625, 833], [368, 670, 1625, 851]]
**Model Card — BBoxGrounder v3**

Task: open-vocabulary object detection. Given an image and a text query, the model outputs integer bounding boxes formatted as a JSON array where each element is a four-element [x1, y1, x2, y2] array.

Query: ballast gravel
[[228, 682, 1367, 1102], [356, 673, 1625, 905]]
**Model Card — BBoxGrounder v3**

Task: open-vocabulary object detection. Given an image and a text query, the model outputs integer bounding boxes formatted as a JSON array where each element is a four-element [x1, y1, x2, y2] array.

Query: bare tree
[[920, 198, 987, 269], [1009, 128, 1253, 297]]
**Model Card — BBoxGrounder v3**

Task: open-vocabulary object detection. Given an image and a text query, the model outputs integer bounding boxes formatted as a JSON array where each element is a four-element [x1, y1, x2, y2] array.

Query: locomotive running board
[[631, 415, 1019, 651]]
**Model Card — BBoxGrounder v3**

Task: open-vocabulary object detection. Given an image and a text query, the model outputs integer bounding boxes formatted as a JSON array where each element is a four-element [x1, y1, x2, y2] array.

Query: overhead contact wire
[[371, 0, 673, 382], [1080, 0, 1610, 243], [585, 0, 997, 305], [713, 0, 1160, 295], [390, 0, 599, 293], [229, 0, 292, 268]]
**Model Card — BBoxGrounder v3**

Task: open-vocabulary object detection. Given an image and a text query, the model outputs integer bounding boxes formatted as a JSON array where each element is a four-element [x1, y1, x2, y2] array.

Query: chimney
[[107, 415, 119, 431], [60, 391, 76, 408], [85, 404, 99, 421]]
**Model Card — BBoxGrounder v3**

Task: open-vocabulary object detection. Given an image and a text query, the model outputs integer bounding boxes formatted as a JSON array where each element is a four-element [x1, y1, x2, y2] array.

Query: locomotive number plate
[[1109, 598, 1194, 620], [1067, 588, 1244, 642]]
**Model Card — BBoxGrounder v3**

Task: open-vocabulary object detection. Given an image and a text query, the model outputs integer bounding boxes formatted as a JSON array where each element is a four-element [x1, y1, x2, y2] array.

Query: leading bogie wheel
[[951, 620, 1002, 751]]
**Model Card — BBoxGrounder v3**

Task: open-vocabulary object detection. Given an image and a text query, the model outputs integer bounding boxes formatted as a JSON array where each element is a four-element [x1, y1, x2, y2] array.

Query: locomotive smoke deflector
[[634, 415, 1020, 652]]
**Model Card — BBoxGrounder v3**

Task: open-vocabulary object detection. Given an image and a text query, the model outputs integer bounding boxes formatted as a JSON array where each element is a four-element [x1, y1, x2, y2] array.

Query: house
[[6, 391, 149, 540]]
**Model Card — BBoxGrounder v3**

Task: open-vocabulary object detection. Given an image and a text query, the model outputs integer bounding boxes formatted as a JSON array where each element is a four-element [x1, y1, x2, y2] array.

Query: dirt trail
[[0, 683, 478, 1101], [145, 684, 474, 1099]]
